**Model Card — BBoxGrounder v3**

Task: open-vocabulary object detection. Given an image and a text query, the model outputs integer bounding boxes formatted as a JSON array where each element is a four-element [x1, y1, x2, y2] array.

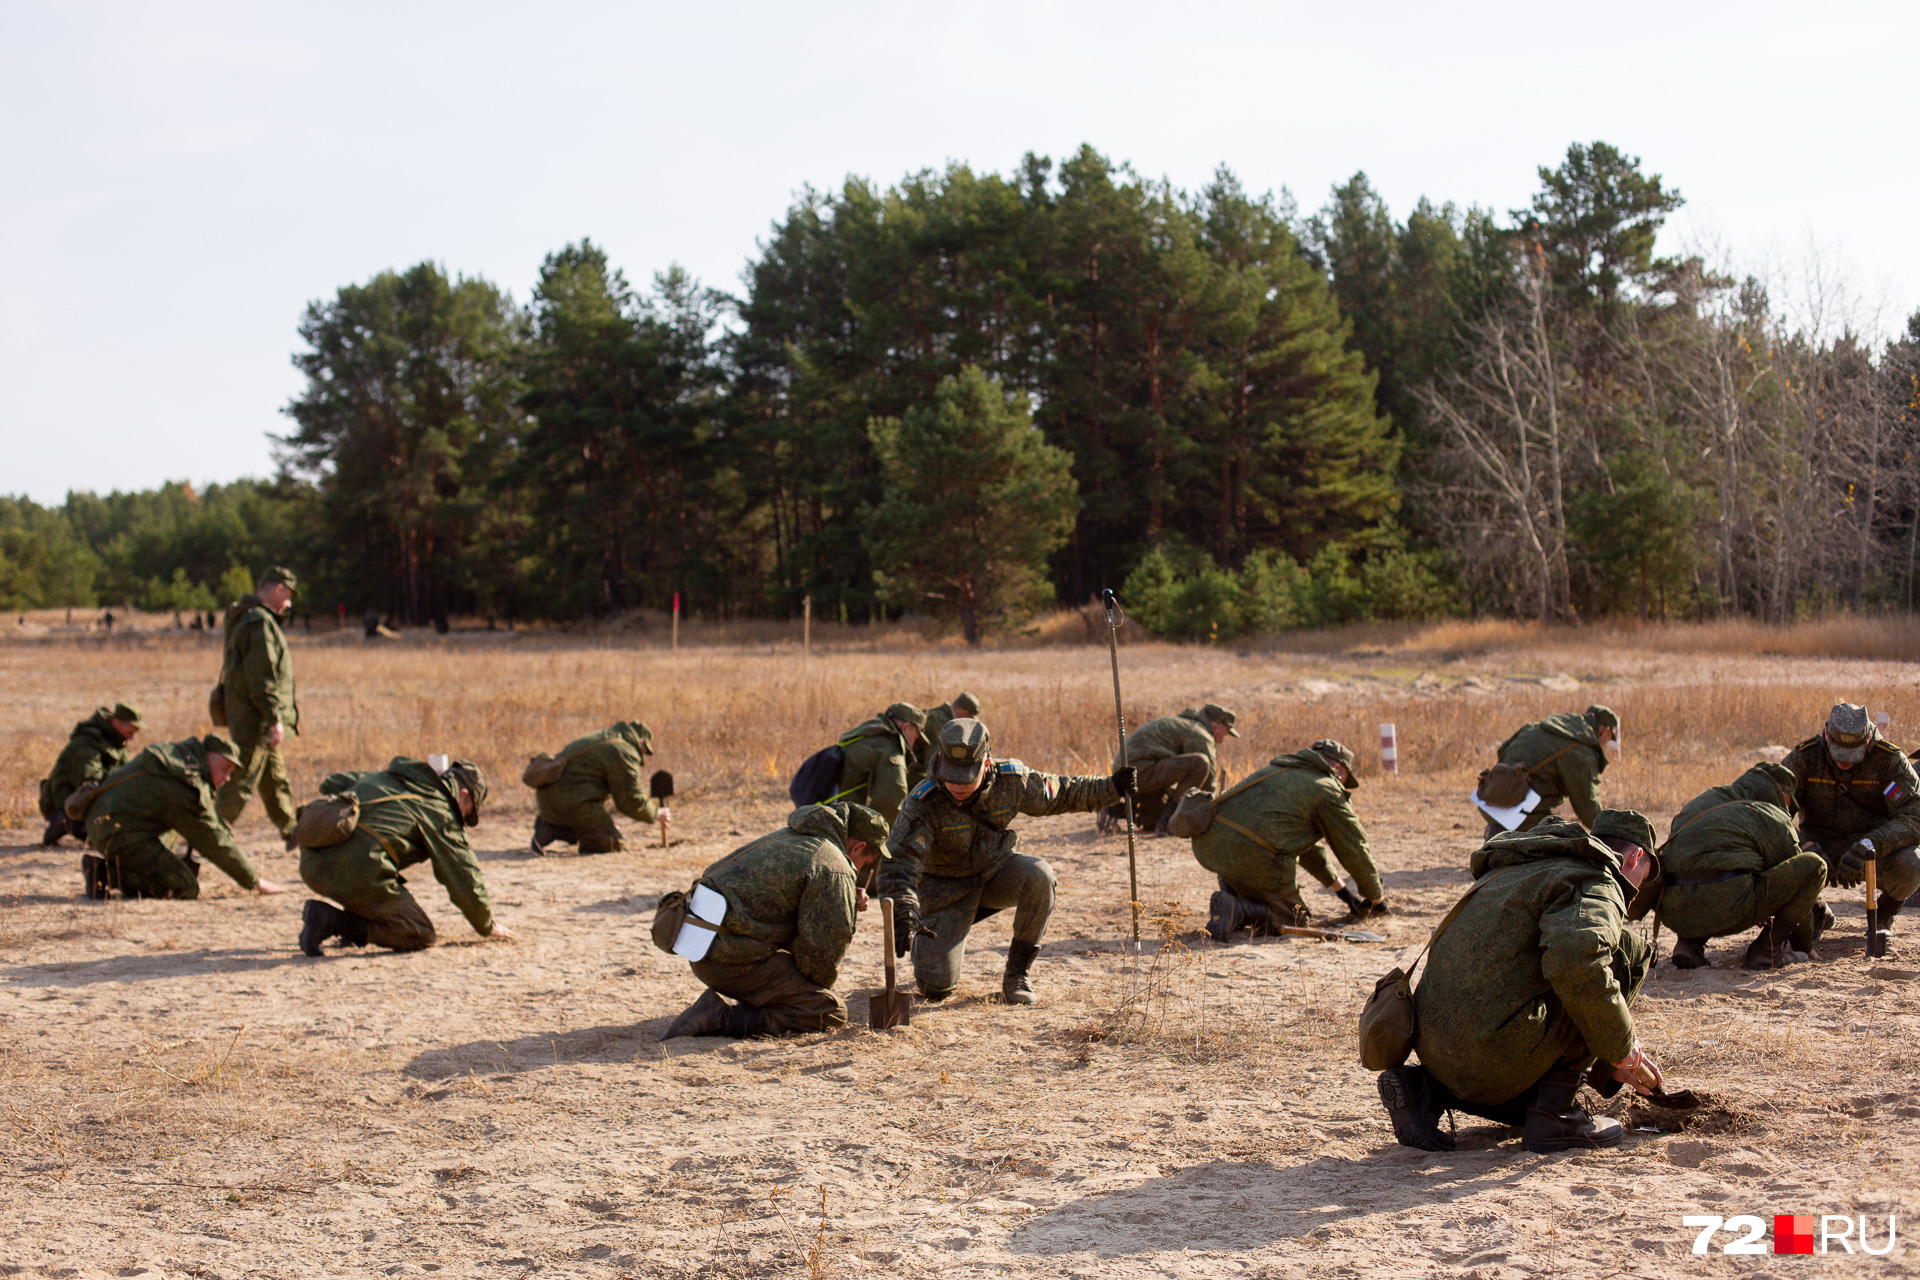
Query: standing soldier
[[1192, 739, 1389, 942], [880, 718, 1130, 1006], [215, 566, 301, 847], [529, 721, 661, 855], [39, 702, 142, 846], [1479, 705, 1618, 835], [1378, 812, 1663, 1154], [1782, 703, 1920, 932], [1101, 703, 1239, 836], [295, 757, 510, 956], [79, 733, 287, 900], [829, 702, 926, 825], [909, 692, 982, 786], [1662, 762, 1829, 970], [660, 801, 890, 1039]]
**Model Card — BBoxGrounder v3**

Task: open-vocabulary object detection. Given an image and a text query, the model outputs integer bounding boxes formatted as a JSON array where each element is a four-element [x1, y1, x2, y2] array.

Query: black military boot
[[1669, 936, 1711, 969], [298, 900, 359, 957], [336, 910, 372, 947], [1377, 1064, 1454, 1151], [721, 1003, 766, 1038], [81, 854, 109, 901], [1206, 888, 1246, 942], [1520, 1066, 1622, 1152], [1241, 899, 1276, 936], [1743, 919, 1803, 970], [661, 989, 731, 1039], [42, 814, 70, 847], [1096, 803, 1126, 836], [1003, 940, 1041, 1006], [1877, 891, 1908, 933]]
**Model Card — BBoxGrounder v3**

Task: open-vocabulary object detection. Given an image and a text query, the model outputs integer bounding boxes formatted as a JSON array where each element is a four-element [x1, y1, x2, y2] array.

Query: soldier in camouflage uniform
[[214, 566, 301, 846], [1378, 812, 1664, 1154], [529, 721, 660, 854], [661, 801, 890, 1039], [80, 733, 286, 900], [909, 692, 981, 786], [1662, 761, 1830, 970], [829, 702, 926, 824], [1101, 703, 1239, 835], [880, 718, 1130, 1005], [1482, 705, 1618, 835], [296, 758, 509, 956], [1191, 739, 1388, 943], [1782, 703, 1920, 930], [39, 702, 142, 846]]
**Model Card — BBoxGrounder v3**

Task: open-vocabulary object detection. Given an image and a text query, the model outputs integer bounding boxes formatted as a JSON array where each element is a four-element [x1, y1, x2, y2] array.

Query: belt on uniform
[[1666, 870, 1748, 886]]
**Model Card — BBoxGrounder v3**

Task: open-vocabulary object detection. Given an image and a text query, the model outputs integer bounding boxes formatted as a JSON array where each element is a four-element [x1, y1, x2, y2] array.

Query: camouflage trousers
[[1132, 754, 1214, 829], [92, 830, 202, 900], [910, 854, 1056, 998], [1801, 830, 1920, 901], [1660, 852, 1830, 948], [689, 952, 846, 1034], [532, 815, 622, 855], [215, 736, 297, 838], [299, 845, 438, 951]]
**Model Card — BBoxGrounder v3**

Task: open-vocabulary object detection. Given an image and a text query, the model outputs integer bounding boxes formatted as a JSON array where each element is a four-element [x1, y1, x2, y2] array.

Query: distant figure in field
[[1478, 705, 1618, 836], [215, 566, 301, 848], [827, 703, 926, 825], [528, 721, 662, 855], [1102, 703, 1239, 836], [39, 703, 142, 847]]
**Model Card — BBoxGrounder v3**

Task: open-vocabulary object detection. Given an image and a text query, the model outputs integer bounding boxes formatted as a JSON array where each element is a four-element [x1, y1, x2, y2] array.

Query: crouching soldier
[[1102, 703, 1237, 835], [1378, 811, 1664, 1154], [40, 702, 142, 846], [1481, 705, 1618, 835], [881, 718, 1128, 1006], [661, 801, 889, 1039], [910, 692, 982, 786], [1663, 762, 1829, 970], [1193, 739, 1388, 942], [1783, 703, 1920, 932], [530, 721, 660, 855], [80, 733, 286, 900], [296, 758, 511, 956], [830, 703, 926, 824]]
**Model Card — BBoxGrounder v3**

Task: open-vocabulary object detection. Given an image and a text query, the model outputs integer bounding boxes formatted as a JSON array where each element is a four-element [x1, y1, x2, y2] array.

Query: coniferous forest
[[6, 141, 1918, 641]]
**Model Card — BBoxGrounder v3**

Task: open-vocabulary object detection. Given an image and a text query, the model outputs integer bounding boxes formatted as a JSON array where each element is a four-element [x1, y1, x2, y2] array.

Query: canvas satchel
[[1475, 743, 1578, 807], [522, 752, 570, 788], [292, 793, 361, 848], [1163, 765, 1282, 840], [1357, 866, 1520, 1070]]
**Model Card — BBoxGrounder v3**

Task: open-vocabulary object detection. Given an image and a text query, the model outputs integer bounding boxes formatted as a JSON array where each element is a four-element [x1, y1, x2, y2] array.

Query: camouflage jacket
[[1495, 713, 1607, 826], [315, 759, 493, 934], [87, 738, 258, 889], [1191, 749, 1382, 900], [221, 594, 298, 740], [879, 760, 1117, 915], [536, 721, 657, 825], [47, 708, 134, 807], [1782, 734, 1920, 851], [1662, 765, 1799, 878], [1115, 709, 1219, 786], [697, 805, 859, 987], [835, 714, 913, 824]]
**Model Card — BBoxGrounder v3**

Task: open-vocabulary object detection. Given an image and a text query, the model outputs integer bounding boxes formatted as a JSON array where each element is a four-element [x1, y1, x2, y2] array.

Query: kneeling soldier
[[1663, 762, 1829, 970], [81, 733, 286, 900], [881, 718, 1128, 1005], [1378, 812, 1664, 1154], [296, 758, 510, 956], [1104, 703, 1237, 835], [41, 702, 142, 846], [530, 721, 659, 854], [1783, 702, 1920, 931], [1192, 739, 1387, 942], [661, 801, 889, 1039]]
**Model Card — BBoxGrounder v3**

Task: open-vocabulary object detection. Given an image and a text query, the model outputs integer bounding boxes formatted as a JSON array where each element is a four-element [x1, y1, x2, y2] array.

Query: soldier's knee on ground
[[1880, 846, 1920, 901], [356, 899, 436, 951], [578, 827, 624, 854]]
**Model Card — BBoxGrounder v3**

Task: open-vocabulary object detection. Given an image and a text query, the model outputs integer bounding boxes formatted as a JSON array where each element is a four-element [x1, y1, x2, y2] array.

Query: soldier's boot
[[1669, 936, 1711, 969], [1877, 891, 1908, 933], [1520, 1066, 1622, 1153], [720, 1003, 765, 1038], [529, 817, 568, 856], [42, 815, 69, 847], [1742, 918, 1805, 970], [81, 854, 109, 901], [298, 900, 368, 957], [1240, 899, 1276, 936], [1096, 803, 1125, 836], [1002, 940, 1041, 1006], [1377, 1065, 1454, 1151], [1153, 806, 1175, 837], [1206, 888, 1246, 943], [661, 989, 731, 1040], [919, 986, 954, 1003], [1790, 903, 1834, 956]]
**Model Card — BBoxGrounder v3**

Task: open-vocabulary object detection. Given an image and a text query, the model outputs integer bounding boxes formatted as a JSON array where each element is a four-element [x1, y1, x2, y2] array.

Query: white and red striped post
[[1380, 722, 1399, 776]]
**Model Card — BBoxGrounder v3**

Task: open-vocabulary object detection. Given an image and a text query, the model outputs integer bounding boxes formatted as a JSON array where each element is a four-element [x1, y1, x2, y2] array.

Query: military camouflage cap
[[886, 702, 928, 731], [1202, 703, 1241, 737], [258, 565, 299, 594], [110, 703, 142, 726], [1585, 705, 1620, 733], [930, 717, 991, 785], [1592, 808, 1656, 854], [201, 732, 238, 760], [952, 691, 982, 716], [1744, 761, 1797, 791], [445, 759, 488, 827], [1309, 739, 1361, 791], [831, 801, 892, 855], [1825, 702, 1875, 765]]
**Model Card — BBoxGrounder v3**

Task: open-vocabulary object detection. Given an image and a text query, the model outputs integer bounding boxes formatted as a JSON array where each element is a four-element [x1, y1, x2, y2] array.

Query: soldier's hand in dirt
[[486, 923, 515, 941], [267, 721, 285, 748], [1610, 1044, 1662, 1096], [1110, 766, 1136, 796], [255, 879, 287, 895], [1836, 838, 1874, 888]]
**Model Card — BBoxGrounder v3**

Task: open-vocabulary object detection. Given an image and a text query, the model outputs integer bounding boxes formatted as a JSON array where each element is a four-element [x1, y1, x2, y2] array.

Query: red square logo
[[1775, 1215, 1816, 1255]]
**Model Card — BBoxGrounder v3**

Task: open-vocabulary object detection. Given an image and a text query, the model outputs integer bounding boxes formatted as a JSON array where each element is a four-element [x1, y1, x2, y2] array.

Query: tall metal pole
[[1102, 590, 1141, 951]]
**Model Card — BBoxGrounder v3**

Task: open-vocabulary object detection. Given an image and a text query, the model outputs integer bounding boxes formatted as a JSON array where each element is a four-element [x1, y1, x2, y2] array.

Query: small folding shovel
[[1633, 1059, 1700, 1109], [1866, 859, 1890, 959], [649, 770, 674, 848], [869, 897, 913, 1028], [1277, 924, 1386, 943]]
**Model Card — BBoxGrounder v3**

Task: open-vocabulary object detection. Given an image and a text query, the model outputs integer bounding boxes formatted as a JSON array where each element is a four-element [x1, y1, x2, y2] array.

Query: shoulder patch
[[911, 779, 939, 799], [997, 759, 1026, 774], [1874, 739, 1903, 755], [1795, 736, 1823, 752]]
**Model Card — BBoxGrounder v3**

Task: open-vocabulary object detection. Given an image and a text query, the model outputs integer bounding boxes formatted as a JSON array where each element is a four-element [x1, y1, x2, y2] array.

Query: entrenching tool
[[1866, 856, 1889, 959], [869, 897, 913, 1028], [650, 770, 675, 848], [1100, 589, 1141, 953], [1632, 1059, 1700, 1110], [1277, 924, 1386, 943]]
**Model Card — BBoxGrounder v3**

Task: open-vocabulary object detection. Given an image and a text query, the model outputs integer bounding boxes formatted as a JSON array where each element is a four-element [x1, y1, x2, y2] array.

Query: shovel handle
[[880, 897, 897, 991]]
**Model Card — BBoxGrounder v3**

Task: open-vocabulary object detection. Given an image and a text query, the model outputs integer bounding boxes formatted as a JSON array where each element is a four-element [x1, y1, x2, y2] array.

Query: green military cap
[[952, 691, 981, 716], [1202, 703, 1240, 737], [110, 702, 143, 726], [1825, 702, 1874, 764], [445, 759, 488, 826], [886, 702, 928, 730], [1592, 808, 1656, 853], [832, 801, 892, 854], [1585, 705, 1620, 733], [201, 732, 238, 759], [1745, 761, 1796, 791], [930, 717, 991, 785], [1309, 738, 1360, 791], [259, 565, 299, 594]]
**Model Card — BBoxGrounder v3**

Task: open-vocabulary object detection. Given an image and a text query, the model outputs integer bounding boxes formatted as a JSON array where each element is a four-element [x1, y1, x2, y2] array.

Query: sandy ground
[[5, 766, 1919, 1279]]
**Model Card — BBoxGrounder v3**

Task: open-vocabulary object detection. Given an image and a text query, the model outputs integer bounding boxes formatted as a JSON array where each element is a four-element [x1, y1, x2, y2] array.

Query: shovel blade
[[1649, 1087, 1701, 1110], [869, 990, 913, 1029]]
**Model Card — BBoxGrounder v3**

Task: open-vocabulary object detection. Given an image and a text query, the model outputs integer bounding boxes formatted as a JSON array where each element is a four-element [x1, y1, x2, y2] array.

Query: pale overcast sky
[[2, 0, 1912, 504]]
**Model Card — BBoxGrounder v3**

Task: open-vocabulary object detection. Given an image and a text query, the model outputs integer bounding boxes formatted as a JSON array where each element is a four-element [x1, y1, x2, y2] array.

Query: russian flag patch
[[1886, 779, 1903, 801]]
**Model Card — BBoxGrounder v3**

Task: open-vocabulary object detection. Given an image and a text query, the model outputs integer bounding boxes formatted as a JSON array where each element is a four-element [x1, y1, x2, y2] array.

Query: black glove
[[1111, 766, 1137, 796], [1836, 839, 1874, 889], [893, 900, 920, 958], [1334, 885, 1367, 915]]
